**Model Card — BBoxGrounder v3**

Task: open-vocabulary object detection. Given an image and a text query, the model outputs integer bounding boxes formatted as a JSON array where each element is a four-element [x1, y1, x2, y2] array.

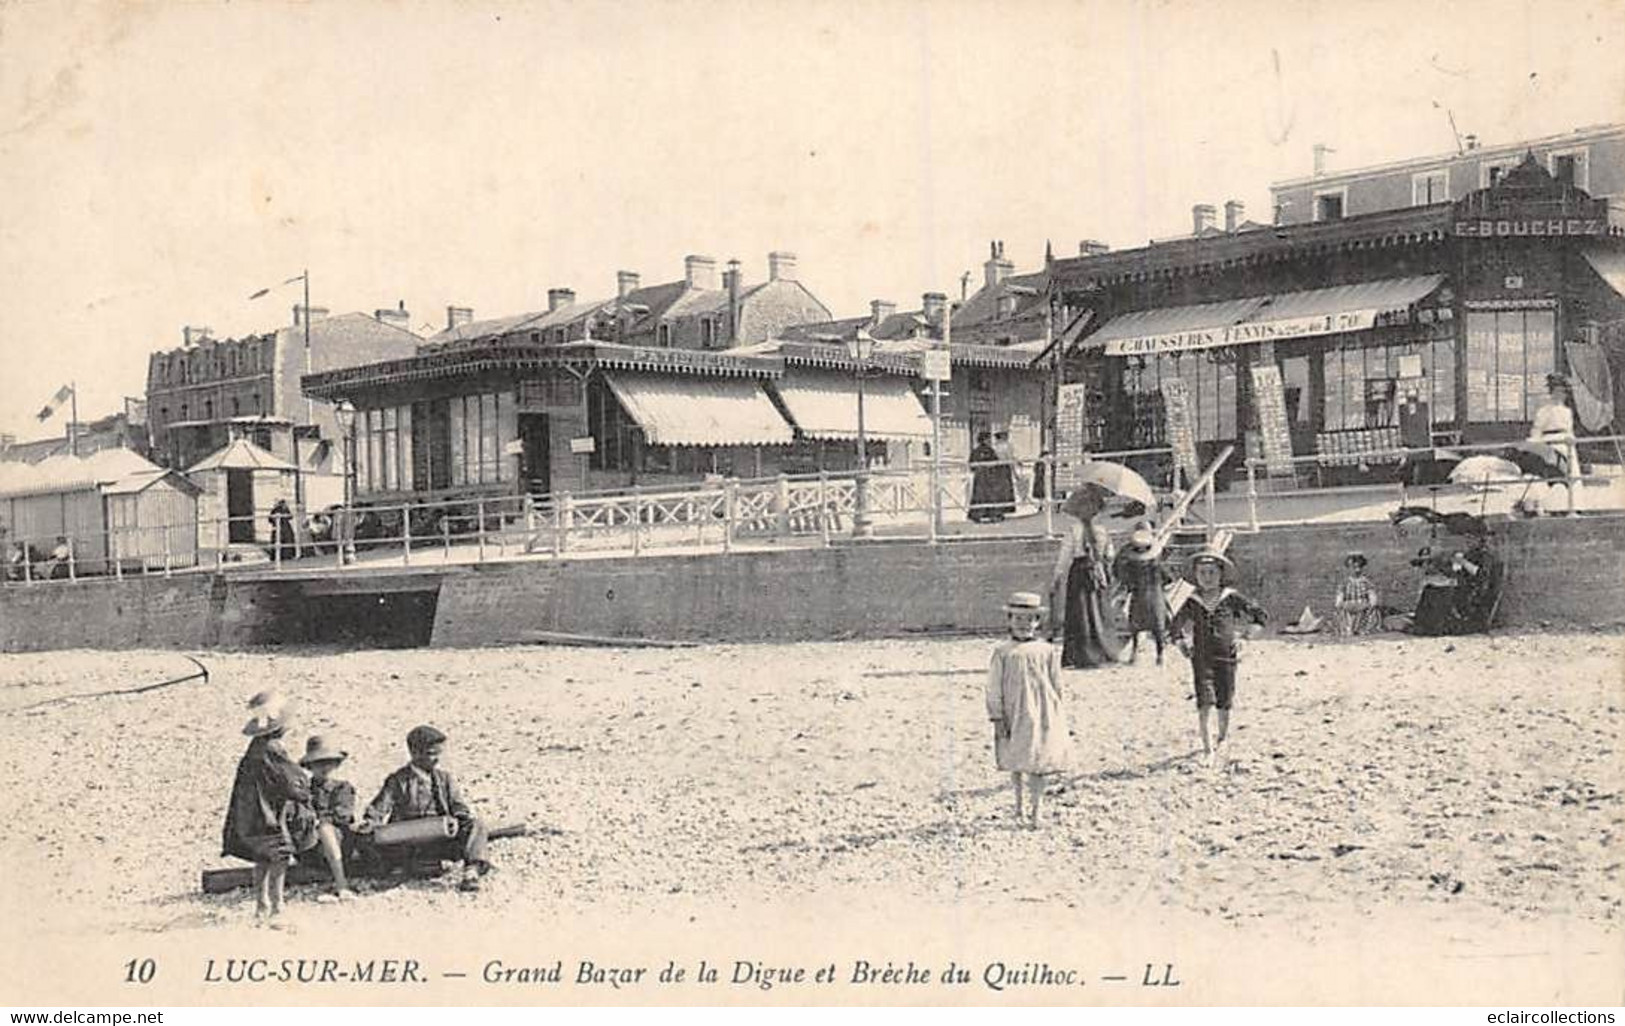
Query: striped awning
[[604, 373, 793, 447], [1584, 247, 1625, 298], [772, 376, 934, 441], [1085, 275, 1445, 357]]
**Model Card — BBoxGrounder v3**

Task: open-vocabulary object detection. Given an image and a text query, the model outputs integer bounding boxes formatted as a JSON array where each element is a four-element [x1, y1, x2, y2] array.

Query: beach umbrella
[[1072, 461, 1156, 509], [1448, 455, 1521, 486]]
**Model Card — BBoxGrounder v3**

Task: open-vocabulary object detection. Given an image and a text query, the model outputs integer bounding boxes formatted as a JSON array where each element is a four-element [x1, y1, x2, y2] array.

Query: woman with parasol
[[1049, 482, 1127, 668]]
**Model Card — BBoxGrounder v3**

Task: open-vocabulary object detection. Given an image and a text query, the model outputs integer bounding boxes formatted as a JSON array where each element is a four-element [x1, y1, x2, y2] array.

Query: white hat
[[241, 690, 292, 738]]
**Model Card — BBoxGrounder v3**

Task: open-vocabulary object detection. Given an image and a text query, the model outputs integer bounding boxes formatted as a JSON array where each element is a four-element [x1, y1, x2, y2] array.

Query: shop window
[[354, 412, 370, 494], [1465, 308, 1555, 423], [367, 409, 384, 492], [588, 378, 635, 471], [1411, 170, 1449, 205]]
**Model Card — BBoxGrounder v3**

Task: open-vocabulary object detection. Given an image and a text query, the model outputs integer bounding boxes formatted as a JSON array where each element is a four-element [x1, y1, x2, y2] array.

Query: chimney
[[1192, 204, 1217, 235], [1224, 200, 1246, 232], [446, 306, 474, 331], [1312, 143, 1335, 176], [684, 254, 718, 290], [870, 299, 896, 328], [1078, 239, 1110, 256], [983, 239, 1015, 289], [922, 292, 948, 335], [724, 259, 742, 345], [548, 288, 576, 312], [617, 270, 641, 299], [767, 251, 797, 282], [374, 301, 411, 331], [182, 325, 212, 346], [292, 305, 329, 327], [1464, 134, 1479, 151]]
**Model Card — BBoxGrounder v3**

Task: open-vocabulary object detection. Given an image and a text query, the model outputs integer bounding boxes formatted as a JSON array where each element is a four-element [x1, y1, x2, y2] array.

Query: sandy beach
[[0, 631, 1620, 1003]]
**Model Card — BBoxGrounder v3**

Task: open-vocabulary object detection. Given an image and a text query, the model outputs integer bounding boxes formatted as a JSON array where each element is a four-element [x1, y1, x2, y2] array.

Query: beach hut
[[0, 450, 200, 576], [187, 439, 298, 550]]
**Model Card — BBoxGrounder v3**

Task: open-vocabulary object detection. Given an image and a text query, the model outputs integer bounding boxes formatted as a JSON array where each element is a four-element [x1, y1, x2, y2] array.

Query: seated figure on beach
[[294, 735, 356, 899], [1333, 552, 1382, 637], [358, 724, 492, 892]]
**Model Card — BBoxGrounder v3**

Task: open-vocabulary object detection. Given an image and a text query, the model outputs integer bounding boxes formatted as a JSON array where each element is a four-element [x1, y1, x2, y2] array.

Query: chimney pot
[[548, 288, 576, 312], [983, 241, 1016, 289], [1224, 200, 1246, 232], [922, 291, 948, 333], [292, 305, 330, 327], [182, 325, 213, 346], [684, 254, 718, 290], [1192, 204, 1217, 235], [870, 299, 896, 328], [374, 305, 412, 331], [1464, 133, 1479, 151], [446, 306, 474, 331], [1312, 142, 1335, 175], [767, 251, 797, 282], [617, 270, 641, 299]]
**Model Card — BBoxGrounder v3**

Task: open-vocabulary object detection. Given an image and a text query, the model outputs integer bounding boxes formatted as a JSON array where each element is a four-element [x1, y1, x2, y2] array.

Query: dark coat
[[221, 734, 316, 863], [364, 763, 472, 830]]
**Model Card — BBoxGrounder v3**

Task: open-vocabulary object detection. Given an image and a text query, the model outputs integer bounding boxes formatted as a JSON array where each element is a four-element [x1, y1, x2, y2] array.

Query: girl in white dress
[[985, 591, 1070, 828]]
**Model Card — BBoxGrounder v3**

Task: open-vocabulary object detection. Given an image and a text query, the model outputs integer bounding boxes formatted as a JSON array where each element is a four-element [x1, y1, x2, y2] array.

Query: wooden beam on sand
[[520, 630, 699, 649], [200, 823, 529, 895]]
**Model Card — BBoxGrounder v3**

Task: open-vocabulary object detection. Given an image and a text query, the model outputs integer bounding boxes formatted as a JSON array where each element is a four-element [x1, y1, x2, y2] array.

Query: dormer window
[[1549, 148, 1589, 190], [1313, 188, 1346, 222], [657, 323, 672, 347], [700, 319, 717, 347]]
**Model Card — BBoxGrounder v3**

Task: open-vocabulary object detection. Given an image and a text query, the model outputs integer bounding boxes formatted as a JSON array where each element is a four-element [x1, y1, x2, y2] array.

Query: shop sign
[[608, 345, 762, 375], [919, 349, 951, 382], [1453, 218, 1605, 238], [570, 436, 596, 454], [1104, 309, 1379, 357]]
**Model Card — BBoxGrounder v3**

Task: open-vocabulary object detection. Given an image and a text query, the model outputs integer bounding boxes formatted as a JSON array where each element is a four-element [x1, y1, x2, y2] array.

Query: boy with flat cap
[[359, 725, 492, 892]]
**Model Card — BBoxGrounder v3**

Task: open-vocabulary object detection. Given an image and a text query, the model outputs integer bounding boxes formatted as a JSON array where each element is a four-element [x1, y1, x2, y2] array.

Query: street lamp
[[845, 329, 876, 538], [333, 399, 357, 565]]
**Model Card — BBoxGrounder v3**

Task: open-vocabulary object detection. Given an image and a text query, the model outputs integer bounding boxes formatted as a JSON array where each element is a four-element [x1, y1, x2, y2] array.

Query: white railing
[[4, 436, 1620, 587]]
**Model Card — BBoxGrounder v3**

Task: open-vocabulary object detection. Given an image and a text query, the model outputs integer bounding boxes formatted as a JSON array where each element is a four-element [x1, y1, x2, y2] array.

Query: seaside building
[[143, 306, 420, 507], [1052, 153, 1625, 491]]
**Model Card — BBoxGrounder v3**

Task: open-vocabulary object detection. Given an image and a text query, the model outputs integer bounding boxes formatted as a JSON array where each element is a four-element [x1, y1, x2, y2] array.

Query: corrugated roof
[[772, 376, 933, 440], [187, 439, 298, 473], [604, 373, 794, 447], [0, 448, 162, 499], [102, 468, 203, 497]]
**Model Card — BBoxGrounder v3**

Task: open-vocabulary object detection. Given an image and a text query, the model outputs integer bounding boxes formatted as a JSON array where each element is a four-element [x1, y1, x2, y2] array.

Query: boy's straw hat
[[1183, 547, 1236, 585], [299, 735, 348, 768], [242, 690, 291, 738], [1004, 591, 1048, 614]]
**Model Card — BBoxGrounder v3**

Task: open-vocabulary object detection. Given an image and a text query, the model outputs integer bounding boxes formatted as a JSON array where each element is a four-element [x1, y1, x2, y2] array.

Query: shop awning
[[772, 377, 934, 440], [604, 373, 793, 447], [1087, 275, 1445, 357], [1584, 247, 1625, 298]]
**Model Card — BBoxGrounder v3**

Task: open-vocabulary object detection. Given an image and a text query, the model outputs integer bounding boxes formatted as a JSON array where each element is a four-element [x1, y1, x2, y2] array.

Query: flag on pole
[[36, 384, 74, 422], [248, 273, 306, 300]]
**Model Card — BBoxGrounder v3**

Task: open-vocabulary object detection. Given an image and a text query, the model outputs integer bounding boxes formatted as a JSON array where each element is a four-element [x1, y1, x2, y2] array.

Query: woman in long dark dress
[[968, 432, 1016, 523], [1049, 487, 1126, 668], [222, 691, 316, 925]]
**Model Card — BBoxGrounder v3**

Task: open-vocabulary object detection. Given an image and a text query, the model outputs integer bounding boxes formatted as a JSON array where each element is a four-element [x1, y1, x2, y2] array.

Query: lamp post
[[845, 329, 876, 538], [333, 399, 357, 566]]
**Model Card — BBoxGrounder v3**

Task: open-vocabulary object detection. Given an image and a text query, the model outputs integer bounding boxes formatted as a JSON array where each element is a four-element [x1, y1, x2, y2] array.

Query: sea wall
[[1, 516, 1620, 653]]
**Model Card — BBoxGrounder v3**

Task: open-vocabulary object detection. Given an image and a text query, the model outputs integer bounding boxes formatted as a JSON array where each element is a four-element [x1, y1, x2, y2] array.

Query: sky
[[1, 0, 1622, 440]]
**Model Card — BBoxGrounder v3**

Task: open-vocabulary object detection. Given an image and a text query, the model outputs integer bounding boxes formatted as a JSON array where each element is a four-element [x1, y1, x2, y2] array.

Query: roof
[[0, 448, 164, 500], [952, 270, 1050, 328], [1584, 246, 1625, 298], [187, 438, 298, 473], [1271, 123, 1625, 191], [772, 375, 933, 441], [604, 373, 793, 447], [1082, 275, 1446, 356], [102, 468, 203, 497]]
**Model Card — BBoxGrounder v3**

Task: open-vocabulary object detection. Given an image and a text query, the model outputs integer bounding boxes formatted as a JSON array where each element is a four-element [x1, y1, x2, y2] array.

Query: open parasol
[[1072, 461, 1156, 510], [1448, 455, 1521, 486]]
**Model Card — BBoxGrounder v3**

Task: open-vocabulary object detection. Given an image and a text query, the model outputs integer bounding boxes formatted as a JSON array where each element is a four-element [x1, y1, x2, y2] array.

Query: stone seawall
[[2, 517, 1620, 653]]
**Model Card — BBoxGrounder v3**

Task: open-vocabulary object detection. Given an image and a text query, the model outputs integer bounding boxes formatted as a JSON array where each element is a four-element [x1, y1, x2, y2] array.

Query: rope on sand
[[6, 655, 211, 715]]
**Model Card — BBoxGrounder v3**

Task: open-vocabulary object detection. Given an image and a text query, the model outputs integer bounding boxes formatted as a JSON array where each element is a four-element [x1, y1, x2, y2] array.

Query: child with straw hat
[[985, 591, 1070, 827]]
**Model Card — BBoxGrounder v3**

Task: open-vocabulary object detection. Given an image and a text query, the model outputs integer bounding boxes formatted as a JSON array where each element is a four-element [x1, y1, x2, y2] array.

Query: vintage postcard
[[1, 0, 1622, 1010]]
